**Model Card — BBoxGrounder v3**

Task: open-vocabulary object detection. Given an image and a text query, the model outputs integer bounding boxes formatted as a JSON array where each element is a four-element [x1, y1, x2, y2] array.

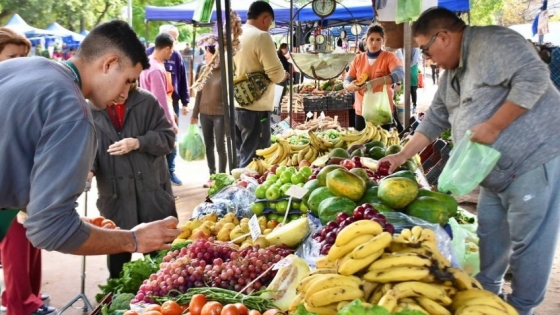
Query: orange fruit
[[144, 304, 163, 313], [91, 216, 105, 226], [161, 301, 183, 315], [101, 219, 117, 229]]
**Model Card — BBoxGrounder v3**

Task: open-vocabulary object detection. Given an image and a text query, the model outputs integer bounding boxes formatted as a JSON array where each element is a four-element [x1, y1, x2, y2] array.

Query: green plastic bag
[[449, 217, 480, 276], [179, 124, 206, 162], [438, 131, 501, 196], [362, 81, 393, 126], [396, 0, 423, 24]]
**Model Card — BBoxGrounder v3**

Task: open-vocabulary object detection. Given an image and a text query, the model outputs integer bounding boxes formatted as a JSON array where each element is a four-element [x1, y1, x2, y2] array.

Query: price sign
[[273, 256, 296, 270], [249, 215, 261, 241], [286, 185, 309, 200]]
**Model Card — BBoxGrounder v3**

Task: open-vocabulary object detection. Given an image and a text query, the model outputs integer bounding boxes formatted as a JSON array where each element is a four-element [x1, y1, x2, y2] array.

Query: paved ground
[[1, 69, 559, 314]]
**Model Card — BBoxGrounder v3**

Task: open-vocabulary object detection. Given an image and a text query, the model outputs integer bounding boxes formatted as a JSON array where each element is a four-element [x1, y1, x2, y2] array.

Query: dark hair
[[206, 45, 216, 55], [412, 7, 466, 37], [278, 43, 288, 53], [358, 40, 366, 53], [77, 20, 149, 70], [366, 25, 385, 39], [247, 1, 275, 21], [0, 27, 31, 56], [155, 33, 174, 50]]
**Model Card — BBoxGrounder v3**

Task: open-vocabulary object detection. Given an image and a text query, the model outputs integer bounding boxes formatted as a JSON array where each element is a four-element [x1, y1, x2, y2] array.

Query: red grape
[[312, 231, 322, 239], [326, 221, 339, 231], [325, 231, 337, 244], [384, 223, 395, 234], [320, 228, 328, 238], [345, 217, 357, 224], [336, 212, 349, 223], [364, 209, 377, 220], [320, 243, 332, 255], [353, 207, 365, 219]]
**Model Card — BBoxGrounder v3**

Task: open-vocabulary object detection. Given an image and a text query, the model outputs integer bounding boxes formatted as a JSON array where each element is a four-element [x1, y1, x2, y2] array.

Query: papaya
[[328, 148, 350, 159], [317, 165, 345, 186], [383, 170, 416, 182], [317, 197, 357, 225], [307, 187, 336, 217], [302, 179, 321, 204], [406, 196, 449, 225], [377, 177, 419, 209], [351, 148, 365, 157], [353, 73, 369, 86], [397, 159, 418, 173], [364, 140, 386, 151], [326, 169, 367, 202], [350, 168, 376, 188], [368, 146, 386, 160], [359, 186, 381, 204], [417, 188, 458, 217], [385, 144, 403, 155], [371, 202, 396, 213]]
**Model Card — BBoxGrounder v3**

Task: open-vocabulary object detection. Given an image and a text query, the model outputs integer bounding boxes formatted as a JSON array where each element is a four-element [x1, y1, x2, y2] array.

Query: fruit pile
[[132, 238, 292, 304], [294, 222, 519, 315], [312, 204, 395, 255]]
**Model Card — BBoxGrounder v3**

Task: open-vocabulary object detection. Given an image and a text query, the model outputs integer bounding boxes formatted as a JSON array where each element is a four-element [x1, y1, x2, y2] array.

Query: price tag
[[273, 256, 296, 270], [286, 185, 309, 200], [307, 111, 313, 119], [249, 215, 261, 241]]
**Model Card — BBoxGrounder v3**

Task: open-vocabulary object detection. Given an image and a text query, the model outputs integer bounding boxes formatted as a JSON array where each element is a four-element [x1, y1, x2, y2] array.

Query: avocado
[[328, 148, 350, 159], [364, 140, 387, 151], [351, 148, 365, 157], [386, 144, 403, 155], [368, 146, 386, 160]]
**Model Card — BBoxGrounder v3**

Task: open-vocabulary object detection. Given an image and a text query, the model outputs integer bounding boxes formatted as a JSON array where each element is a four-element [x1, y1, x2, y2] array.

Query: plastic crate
[[280, 112, 307, 125], [303, 95, 329, 112], [328, 93, 354, 110], [324, 109, 350, 128], [421, 139, 451, 186]]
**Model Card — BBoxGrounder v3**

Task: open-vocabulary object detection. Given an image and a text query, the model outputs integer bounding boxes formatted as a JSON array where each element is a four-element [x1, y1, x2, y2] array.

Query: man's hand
[[345, 82, 364, 93], [470, 121, 502, 145], [87, 171, 94, 183], [132, 217, 180, 253], [173, 126, 179, 134], [174, 113, 179, 124], [181, 107, 189, 116], [378, 152, 409, 174], [191, 117, 199, 124], [108, 138, 139, 156]]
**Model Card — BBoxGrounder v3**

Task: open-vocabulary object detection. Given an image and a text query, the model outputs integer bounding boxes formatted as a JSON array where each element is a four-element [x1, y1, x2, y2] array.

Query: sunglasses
[[420, 31, 441, 58]]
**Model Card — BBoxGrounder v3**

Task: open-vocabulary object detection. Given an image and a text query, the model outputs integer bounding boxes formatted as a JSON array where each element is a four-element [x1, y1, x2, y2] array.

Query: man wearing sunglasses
[[380, 7, 560, 315]]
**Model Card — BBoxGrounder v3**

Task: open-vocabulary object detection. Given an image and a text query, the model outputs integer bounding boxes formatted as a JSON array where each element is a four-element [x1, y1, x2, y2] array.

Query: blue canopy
[[4, 14, 55, 36], [438, 0, 470, 12], [46, 22, 85, 43], [145, 0, 295, 24]]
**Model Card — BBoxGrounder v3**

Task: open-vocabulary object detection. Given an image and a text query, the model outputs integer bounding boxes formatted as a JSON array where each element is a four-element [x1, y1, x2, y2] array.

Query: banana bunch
[[450, 289, 519, 315], [339, 122, 400, 148], [245, 158, 272, 174], [255, 139, 290, 165], [292, 269, 364, 315], [308, 131, 336, 151], [386, 128, 400, 146], [255, 139, 324, 167]]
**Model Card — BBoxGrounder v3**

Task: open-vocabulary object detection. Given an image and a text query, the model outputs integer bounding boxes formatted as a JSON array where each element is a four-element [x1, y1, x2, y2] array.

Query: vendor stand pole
[[58, 183, 94, 314], [403, 22, 412, 128], [288, 0, 294, 127], [215, 0, 237, 170]]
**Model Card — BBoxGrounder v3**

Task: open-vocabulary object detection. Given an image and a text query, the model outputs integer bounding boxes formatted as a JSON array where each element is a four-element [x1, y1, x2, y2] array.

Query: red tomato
[[262, 310, 284, 315], [234, 303, 248, 315], [123, 311, 139, 315], [248, 310, 261, 315], [201, 302, 223, 315], [221, 304, 240, 315], [189, 294, 207, 315]]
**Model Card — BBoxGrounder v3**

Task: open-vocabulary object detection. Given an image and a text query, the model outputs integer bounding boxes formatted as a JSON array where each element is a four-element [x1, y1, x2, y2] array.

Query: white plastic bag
[[362, 81, 393, 126]]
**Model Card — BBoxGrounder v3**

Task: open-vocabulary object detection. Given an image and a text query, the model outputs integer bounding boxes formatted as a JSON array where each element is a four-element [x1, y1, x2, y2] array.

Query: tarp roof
[[46, 22, 85, 42], [4, 14, 56, 36]]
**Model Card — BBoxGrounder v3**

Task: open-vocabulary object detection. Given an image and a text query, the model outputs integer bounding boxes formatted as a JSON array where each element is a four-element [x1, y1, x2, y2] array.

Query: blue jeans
[[475, 155, 560, 315], [167, 137, 177, 174]]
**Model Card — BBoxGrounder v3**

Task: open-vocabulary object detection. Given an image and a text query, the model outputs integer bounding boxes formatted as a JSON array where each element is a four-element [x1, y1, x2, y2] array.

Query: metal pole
[[224, 0, 237, 168], [127, 0, 133, 26], [403, 22, 411, 128], [288, 0, 294, 127]]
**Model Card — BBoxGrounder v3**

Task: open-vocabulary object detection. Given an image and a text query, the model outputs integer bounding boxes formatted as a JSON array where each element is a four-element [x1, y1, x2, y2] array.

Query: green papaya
[[406, 196, 449, 225], [359, 186, 381, 204], [318, 197, 356, 225], [383, 170, 417, 182], [417, 188, 458, 217], [364, 140, 386, 150]]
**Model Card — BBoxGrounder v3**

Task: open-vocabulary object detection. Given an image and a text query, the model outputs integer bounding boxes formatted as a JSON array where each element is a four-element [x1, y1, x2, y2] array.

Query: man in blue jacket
[[147, 25, 190, 186]]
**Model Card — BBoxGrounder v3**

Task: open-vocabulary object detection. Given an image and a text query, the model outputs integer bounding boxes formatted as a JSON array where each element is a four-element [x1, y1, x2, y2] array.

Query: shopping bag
[[362, 81, 393, 126], [438, 131, 502, 196], [396, 0, 423, 24], [0, 209, 19, 242], [179, 124, 206, 161]]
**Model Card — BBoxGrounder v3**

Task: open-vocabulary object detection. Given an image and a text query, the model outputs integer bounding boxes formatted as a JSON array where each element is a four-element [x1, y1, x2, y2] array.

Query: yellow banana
[[307, 268, 339, 276], [290, 144, 307, 151], [411, 226, 424, 241], [421, 241, 452, 269], [378, 289, 399, 313], [451, 290, 518, 315], [327, 234, 375, 261], [454, 304, 510, 315], [304, 274, 361, 300], [447, 267, 483, 290], [363, 266, 431, 283], [369, 284, 385, 305], [256, 143, 278, 157], [303, 303, 338, 315], [306, 285, 364, 307], [297, 146, 309, 163], [316, 256, 337, 269], [297, 274, 326, 294], [379, 128, 388, 145], [350, 231, 392, 259], [289, 293, 304, 313], [392, 281, 454, 306], [336, 301, 351, 311], [361, 280, 379, 301], [371, 126, 382, 141], [415, 297, 452, 315], [338, 249, 383, 276], [368, 252, 432, 271], [394, 301, 429, 314], [335, 220, 383, 246], [419, 228, 437, 245]]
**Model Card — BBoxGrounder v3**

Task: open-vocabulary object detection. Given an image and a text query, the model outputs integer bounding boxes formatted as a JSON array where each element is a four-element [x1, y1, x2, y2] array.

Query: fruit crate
[[324, 109, 350, 128], [280, 112, 307, 125], [421, 139, 451, 186], [89, 293, 112, 315], [328, 93, 354, 110], [303, 95, 329, 112]]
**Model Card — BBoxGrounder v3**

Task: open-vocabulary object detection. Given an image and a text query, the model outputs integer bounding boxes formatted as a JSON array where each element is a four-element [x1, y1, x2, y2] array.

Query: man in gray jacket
[[380, 8, 560, 315]]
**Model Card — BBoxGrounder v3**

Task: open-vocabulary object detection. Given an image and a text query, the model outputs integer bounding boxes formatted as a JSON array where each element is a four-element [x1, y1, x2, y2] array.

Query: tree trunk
[[95, 0, 112, 26]]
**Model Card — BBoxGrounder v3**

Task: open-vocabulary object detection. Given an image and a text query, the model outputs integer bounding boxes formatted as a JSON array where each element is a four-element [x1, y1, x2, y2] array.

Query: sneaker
[[30, 305, 56, 315], [1, 305, 6, 312], [170, 173, 183, 186], [40, 294, 50, 302]]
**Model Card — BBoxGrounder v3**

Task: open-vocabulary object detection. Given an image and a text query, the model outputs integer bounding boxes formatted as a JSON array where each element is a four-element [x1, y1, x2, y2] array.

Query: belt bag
[[233, 72, 271, 107]]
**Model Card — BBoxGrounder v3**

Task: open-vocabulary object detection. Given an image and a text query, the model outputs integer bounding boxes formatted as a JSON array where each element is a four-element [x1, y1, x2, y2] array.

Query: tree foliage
[[469, 0, 503, 26]]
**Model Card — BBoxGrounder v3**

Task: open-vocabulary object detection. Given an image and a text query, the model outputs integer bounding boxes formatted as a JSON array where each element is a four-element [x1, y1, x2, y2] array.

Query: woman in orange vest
[[344, 25, 404, 131]]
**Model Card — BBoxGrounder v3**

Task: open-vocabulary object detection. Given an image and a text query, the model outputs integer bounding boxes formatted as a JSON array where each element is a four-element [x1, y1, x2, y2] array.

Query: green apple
[[275, 166, 287, 177], [251, 202, 265, 215], [276, 200, 289, 214], [292, 201, 301, 210], [288, 213, 300, 221], [267, 213, 281, 221], [297, 183, 305, 187], [290, 172, 306, 185], [261, 181, 274, 190], [280, 183, 293, 196], [280, 171, 293, 184], [286, 166, 297, 174], [300, 203, 309, 212], [299, 166, 312, 177], [266, 186, 281, 201], [267, 201, 277, 209], [266, 174, 279, 182], [255, 185, 267, 199]]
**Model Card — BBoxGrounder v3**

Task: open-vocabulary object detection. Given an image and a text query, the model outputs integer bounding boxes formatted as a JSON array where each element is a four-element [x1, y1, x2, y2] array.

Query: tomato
[[91, 216, 105, 226], [123, 311, 139, 315], [234, 303, 248, 315], [221, 304, 240, 315], [248, 310, 261, 315], [144, 305, 163, 314], [262, 310, 284, 315], [189, 294, 207, 315], [143, 311, 163, 315], [161, 301, 183, 315], [201, 302, 223, 315], [180, 305, 189, 312]]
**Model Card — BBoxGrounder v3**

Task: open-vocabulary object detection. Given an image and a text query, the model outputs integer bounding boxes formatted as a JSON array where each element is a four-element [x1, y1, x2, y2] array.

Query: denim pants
[[475, 155, 560, 315], [166, 101, 180, 174], [200, 114, 227, 175]]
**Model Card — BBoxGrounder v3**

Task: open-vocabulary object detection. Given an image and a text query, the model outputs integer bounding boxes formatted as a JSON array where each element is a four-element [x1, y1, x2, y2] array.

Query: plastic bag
[[396, 0, 422, 24], [179, 124, 206, 161], [438, 131, 501, 196], [448, 217, 480, 276], [211, 182, 257, 218], [362, 81, 393, 126], [191, 198, 237, 220], [294, 216, 324, 269]]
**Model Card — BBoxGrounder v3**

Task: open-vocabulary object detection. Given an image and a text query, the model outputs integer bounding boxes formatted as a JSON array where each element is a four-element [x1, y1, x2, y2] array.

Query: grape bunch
[[132, 238, 292, 304], [313, 204, 395, 255]]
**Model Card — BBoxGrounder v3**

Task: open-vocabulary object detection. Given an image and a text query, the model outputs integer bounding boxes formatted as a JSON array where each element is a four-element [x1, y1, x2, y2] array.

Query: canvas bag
[[233, 62, 271, 107]]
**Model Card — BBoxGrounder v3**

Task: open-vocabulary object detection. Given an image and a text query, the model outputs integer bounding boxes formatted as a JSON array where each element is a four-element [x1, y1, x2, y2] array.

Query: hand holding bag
[[362, 80, 393, 126]]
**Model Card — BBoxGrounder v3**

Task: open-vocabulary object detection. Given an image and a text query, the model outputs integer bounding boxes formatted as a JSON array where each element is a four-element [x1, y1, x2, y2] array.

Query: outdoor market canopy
[[46, 22, 85, 43]]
